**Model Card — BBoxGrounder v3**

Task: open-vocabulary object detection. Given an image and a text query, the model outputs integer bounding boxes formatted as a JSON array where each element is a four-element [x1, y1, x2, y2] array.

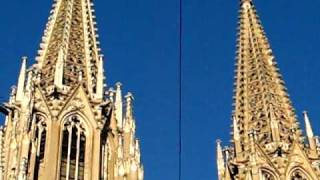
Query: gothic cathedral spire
[[0, 0, 144, 179], [36, 0, 103, 98], [217, 0, 320, 179]]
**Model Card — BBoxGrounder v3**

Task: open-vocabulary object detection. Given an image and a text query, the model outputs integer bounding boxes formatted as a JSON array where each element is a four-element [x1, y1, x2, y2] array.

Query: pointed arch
[[288, 167, 312, 180], [58, 112, 92, 180], [58, 113, 91, 180], [260, 168, 279, 180]]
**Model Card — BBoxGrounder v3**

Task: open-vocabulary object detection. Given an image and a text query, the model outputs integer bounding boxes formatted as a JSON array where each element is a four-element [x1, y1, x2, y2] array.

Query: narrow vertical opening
[[33, 115, 47, 180], [59, 116, 86, 180], [60, 130, 69, 180], [78, 133, 86, 180]]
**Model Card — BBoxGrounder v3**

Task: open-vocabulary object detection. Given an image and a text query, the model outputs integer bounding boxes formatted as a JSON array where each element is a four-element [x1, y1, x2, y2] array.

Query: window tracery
[[261, 170, 276, 180], [60, 115, 86, 180], [290, 170, 308, 180], [33, 114, 47, 180]]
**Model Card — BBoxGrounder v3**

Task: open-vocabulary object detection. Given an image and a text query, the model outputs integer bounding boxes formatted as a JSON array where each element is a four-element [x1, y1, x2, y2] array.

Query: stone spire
[[233, 0, 298, 150], [124, 92, 134, 133], [96, 55, 105, 100], [115, 82, 123, 130], [304, 111, 314, 138], [0, 0, 144, 180], [216, 140, 225, 180], [216, 0, 320, 179], [36, 0, 103, 97], [233, 116, 242, 158], [16, 57, 27, 102], [303, 111, 317, 152]]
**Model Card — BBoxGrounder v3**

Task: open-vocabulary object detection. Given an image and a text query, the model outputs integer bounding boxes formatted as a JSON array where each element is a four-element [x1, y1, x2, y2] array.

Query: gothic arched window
[[59, 115, 86, 180], [261, 169, 277, 180], [33, 114, 47, 180], [290, 170, 308, 180]]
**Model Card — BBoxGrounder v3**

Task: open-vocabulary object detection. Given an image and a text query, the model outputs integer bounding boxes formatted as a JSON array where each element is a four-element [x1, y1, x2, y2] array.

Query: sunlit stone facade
[[0, 0, 144, 179], [216, 0, 320, 179]]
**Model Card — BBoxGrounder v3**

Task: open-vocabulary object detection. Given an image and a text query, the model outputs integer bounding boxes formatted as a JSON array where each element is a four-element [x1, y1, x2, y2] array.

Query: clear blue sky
[[0, 0, 320, 180]]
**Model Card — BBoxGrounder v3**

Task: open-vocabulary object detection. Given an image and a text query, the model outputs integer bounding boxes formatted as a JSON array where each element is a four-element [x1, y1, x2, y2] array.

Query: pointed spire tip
[[22, 56, 28, 61], [303, 110, 314, 138], [116, 82, 122, 88], [241, 0, 252, 3], [125, 92, 134, 99]]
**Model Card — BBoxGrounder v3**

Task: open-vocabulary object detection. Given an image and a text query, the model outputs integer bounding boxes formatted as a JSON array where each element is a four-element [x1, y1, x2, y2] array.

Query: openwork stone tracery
[[290, 171, 308, 180], [60, 115, 87, 180], [216, 0, 320, 179]]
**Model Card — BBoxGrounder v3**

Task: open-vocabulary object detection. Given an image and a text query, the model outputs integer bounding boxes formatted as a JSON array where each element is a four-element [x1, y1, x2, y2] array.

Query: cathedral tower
[[216, 0, 320, 179], [0, 0, 144, 179]]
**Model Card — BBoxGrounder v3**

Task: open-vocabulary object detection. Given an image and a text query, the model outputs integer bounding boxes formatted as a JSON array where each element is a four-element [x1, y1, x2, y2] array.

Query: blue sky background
[[0, 0, 320, 180]]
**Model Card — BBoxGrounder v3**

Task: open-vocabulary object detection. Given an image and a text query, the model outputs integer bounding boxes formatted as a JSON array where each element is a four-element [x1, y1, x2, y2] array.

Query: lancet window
[[59, 115, 86, 180], [290, 170, 308, 180], [33, 114, 47, 180], [261, 170, 276, 180]]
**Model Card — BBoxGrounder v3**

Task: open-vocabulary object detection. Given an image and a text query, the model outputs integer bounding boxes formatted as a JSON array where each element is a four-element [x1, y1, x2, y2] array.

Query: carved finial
[[216, 140, 225, 180], [269, 104, 280, 142], [240, 0, 252, 13], [9, 86, 17, 104], [290, 126, 298, 142], [248, 130, 256, 139], [303, 111, 314, 138], [248, 130, 258, 165], [25, 70, 33, 93], [125, 92, 133, 101], [115, 82, 123, 129], [78, 71, 83, 82], [125, 92, 134, 118], [135, 139, 140, 154], [233, 116, 240, 141], [124, 92, 135, 133], [10, 86, 17, 96], [248, 130, 257, 150], [303, 111, 317, 152], [108, 88, 115, 102], [54, 48, 64, 88], [232, 116, 242, 157], [16, 57, 27, 102], [224, 147, 230, 161], [116, 82, 122, 89], [96, 55, 105, 99]]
